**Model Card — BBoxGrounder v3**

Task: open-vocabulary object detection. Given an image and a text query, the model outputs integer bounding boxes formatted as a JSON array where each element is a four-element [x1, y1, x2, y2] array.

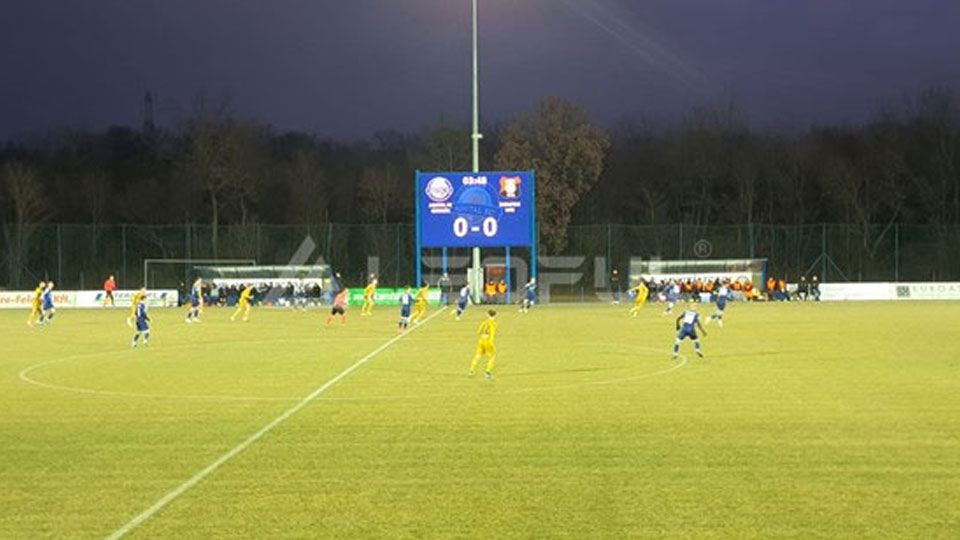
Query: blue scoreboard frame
[[415, 170, 537, 288]]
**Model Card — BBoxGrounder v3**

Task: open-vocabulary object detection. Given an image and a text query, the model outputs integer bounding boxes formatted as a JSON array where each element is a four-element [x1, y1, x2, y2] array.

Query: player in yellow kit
[[628, 280, 649, 317], [230, 284, 255, 322], [27, 281, 45, 326], [361, 278, 377, 316], [127, 286, 147, 327], [411, 283, 430, 324], [470, 309, 498, 379]]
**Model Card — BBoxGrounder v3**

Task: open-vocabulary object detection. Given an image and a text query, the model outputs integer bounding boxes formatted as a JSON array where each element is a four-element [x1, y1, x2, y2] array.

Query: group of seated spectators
[[178, 280, 331, 307], [483, 280, 509, 304], [643, 274, 822, 303]]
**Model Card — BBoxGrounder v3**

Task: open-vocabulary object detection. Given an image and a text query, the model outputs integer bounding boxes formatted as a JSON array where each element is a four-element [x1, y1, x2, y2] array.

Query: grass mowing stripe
[[103, 307, 446, 540]]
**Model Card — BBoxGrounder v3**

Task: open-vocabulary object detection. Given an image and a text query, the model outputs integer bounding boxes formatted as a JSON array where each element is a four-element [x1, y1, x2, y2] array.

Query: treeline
[[2, 89, 959, 254]]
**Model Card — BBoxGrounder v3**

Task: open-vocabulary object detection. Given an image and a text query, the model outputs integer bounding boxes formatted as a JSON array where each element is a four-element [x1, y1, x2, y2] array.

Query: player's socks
[[673, 340, 680, 356], [132, 333, 140, 347], [486, 356, 496, 373], [470, 356, 480, 373], [695, 341, 703, 357], [143, 332, 149, 346], [485, 371, 493, 379]]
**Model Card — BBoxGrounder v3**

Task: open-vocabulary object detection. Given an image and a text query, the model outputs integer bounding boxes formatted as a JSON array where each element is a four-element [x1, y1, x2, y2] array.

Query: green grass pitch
[[1, 301, 958, 538]]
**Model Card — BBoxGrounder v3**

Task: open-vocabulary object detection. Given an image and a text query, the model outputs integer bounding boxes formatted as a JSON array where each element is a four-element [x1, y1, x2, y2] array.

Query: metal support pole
[[395, 223, 401, 287], [415, 171, 422, 287], [469, 0, 483, 299]]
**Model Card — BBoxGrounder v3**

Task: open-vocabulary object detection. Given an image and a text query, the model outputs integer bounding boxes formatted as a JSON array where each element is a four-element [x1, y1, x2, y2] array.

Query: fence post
[[749, 222, 755, 259], [822, 223, 827, 281], [256, 223, 262, 263], [678, 222, 683, 258], [606, 223, 612, 269], [395, 223, 400, 287], [121, 224, 127, 286], [57, 224, 63, 286], [185, 223, 192, 286], [894, 223, 900, 282]]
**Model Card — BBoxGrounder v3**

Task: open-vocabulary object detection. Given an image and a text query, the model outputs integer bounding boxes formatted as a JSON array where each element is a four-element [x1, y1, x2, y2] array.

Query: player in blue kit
[[39, 281, 56, 326], [185, 277, 203, 323], [519, 278, 537, 313], [451, 284, 472, 321], [663, 281, 680, 316], [674, 304, 707, 358], [397, 286, 413, 332], [705, 283, 729, 327], [131, 296, 151, 348]]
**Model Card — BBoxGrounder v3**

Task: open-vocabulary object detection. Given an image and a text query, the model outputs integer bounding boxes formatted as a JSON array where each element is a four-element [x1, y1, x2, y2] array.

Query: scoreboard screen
[[417, 171, 534, 248]]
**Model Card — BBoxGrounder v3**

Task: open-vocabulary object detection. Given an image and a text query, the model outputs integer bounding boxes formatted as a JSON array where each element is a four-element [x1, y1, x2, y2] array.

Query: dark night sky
[[2, 0, 958, 140]]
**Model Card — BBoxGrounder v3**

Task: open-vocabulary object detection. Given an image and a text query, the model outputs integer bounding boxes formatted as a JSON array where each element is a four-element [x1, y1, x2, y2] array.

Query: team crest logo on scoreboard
[[499, 176, 522, 199], [425, 176, 455, 202]]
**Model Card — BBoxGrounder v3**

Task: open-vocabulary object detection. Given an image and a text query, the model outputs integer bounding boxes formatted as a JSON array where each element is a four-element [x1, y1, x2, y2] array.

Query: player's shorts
[[331, 305, 345, 315], [458, 299, 468, 310], [677, 326, 698, 340], [717, 297, 727, 310], [136, 320, 149, 332], [105, 290, 114, 299], [43, 302, 54, 311], [525, 292, 536, 301], [667, 293, 679, 303], [190, 295, 199, 307], [476, 340, 496, 357], [400, 306, 411, 318]]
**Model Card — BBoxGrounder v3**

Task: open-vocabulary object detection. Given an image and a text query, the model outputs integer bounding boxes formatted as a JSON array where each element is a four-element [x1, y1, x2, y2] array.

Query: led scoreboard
[[416, 170, 535, 248]]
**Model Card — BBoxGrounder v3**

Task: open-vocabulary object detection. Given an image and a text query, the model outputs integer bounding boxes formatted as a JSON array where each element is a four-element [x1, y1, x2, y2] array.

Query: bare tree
[[3, 163, 49, 287], [357, 165, 398, 224]]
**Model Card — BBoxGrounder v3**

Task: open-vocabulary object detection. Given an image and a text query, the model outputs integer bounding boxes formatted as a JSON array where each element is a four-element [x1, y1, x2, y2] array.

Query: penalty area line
[[104, 307, 446, 540]]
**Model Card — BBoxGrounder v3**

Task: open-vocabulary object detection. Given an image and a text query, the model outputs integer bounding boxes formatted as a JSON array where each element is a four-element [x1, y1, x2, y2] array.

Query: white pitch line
[[104, 308, 445, 540]]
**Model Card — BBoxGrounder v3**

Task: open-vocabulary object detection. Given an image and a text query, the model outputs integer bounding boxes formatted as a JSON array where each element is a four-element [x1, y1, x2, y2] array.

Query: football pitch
[[2, 301, 958, 539]]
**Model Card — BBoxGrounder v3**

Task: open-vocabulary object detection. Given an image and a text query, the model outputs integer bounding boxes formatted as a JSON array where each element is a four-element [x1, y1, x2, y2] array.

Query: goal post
[[142, 258, 257, 289]]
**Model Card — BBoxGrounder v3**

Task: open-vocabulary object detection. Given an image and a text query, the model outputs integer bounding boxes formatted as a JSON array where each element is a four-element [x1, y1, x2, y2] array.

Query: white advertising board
[[818, 282, 960, 301], [891, 282, 960, 300], [0, 290, 178, 309], [819, 283, 893, 301]]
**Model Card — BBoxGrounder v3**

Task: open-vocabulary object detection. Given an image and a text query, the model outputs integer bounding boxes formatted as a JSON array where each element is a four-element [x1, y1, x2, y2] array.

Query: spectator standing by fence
[[438, 273, 452, 306]]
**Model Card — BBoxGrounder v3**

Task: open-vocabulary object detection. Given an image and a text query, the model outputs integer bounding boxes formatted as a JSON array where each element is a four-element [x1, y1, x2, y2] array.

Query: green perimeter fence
[[2, 223, 959, 295]]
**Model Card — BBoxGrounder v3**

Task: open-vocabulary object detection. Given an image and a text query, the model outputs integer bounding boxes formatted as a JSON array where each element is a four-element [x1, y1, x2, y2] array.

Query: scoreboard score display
[[416, 171, 535, 248]]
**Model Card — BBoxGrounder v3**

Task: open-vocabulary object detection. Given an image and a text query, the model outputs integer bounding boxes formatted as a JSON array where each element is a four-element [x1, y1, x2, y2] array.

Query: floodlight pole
[[470, 0, 482, 300]]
